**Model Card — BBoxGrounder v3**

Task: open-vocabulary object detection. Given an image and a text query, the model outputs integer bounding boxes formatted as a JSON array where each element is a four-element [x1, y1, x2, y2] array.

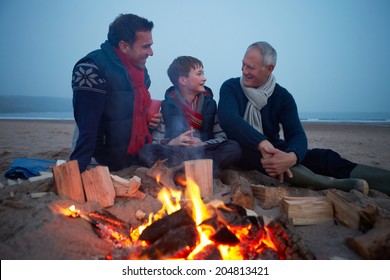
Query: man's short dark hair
[[108, 13, 154, 47]]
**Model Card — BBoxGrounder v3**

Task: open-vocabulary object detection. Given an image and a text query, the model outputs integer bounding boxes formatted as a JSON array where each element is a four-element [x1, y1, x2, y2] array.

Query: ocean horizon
[[0, 111, 389, 124]]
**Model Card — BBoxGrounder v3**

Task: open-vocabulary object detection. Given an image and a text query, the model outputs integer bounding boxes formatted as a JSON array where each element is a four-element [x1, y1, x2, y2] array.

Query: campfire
[[50, 159, 316, 260], [60, 171, 313, 260]]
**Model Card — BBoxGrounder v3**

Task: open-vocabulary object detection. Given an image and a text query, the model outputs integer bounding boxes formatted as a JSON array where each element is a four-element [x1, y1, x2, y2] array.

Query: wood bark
[[346, 220, 390, 259]]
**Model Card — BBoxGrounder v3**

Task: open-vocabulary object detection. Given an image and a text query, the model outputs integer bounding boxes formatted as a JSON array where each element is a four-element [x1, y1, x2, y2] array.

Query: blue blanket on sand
[[5, 158, 56, 179]]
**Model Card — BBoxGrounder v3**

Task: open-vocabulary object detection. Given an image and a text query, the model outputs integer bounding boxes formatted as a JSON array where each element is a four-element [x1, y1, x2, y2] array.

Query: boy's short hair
[[167, 56, 203, 88]]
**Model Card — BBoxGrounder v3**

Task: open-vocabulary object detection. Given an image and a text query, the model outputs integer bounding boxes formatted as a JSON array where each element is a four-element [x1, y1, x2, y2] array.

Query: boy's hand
[[169, 130, 205, 147]]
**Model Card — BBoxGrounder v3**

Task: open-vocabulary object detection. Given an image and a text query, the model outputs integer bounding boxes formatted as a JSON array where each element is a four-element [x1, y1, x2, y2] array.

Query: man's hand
[[258, 140, 296, 182], [148, 112, 162, 129]]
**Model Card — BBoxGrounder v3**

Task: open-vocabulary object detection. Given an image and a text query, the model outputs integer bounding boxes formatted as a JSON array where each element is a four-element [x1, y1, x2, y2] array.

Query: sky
[[0, 0, 389, 114]]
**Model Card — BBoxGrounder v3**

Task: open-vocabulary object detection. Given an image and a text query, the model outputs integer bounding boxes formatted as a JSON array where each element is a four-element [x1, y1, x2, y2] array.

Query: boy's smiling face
[[180, 65, 207, 94]]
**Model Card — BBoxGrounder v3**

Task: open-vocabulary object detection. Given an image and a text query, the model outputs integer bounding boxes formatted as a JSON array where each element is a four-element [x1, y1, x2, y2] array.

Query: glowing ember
[[63, 205, 80, 218]]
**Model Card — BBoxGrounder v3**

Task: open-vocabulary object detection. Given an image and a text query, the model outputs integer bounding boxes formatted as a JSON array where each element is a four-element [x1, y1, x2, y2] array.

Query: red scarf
[[171, 91, 203, 130], [114, 47, 152, 155]]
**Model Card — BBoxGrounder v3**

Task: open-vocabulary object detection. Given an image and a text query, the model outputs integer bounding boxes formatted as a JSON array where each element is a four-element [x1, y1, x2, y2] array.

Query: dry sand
[[0, 119, 389, 260]]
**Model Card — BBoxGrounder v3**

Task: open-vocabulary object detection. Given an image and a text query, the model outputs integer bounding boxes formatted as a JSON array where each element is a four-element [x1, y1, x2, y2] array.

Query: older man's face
[[241, 47, 273, 88]]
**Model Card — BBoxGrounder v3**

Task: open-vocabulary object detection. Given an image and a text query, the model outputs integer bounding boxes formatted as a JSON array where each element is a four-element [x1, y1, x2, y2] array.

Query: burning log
[[64, 205, 132, 247], [211, 202, 253, 227], [139, 224, 198, 259], [147, 159, 178, 188], [267, 216, 317, 260], [134, 167, 168, 197], [87, 209, 131, 245], [210, 226, 240, 245], [53, 160, 85, 203], [192, 244, 222, 260], [139, 208, 195, 243]]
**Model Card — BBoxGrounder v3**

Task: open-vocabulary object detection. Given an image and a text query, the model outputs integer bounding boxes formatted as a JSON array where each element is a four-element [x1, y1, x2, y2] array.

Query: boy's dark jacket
[[162, 86, 216, 141]]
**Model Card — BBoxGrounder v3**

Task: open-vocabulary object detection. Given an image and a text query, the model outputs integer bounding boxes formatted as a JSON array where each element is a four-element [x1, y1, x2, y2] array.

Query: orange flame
[[126, 175, 280, 259], [183, 178, 211, 225], [61, 172, 281, 260], [63, 205, 80, 218]]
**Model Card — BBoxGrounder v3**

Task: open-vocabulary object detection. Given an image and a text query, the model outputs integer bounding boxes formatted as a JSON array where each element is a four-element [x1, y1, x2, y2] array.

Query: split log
[[251, 184, 290, 209], [326, 189, 387, 232], [52, 160, 85, 203], [281, 196, 333, 225], [326, 190, 364, 229], [110, 175, 146, 200], [81, 166, 115, 208], [346, 220, 390, 259], [184, 159, 213, 199]]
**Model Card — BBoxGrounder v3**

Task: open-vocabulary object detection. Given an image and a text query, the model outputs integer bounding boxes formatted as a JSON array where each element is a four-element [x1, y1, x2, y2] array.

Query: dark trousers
[[239, 147, 357, 179], [138, 140, 242, 177]]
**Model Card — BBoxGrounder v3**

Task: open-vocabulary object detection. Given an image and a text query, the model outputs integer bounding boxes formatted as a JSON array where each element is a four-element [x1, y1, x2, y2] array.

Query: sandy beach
[[0, 119, 389, 260]]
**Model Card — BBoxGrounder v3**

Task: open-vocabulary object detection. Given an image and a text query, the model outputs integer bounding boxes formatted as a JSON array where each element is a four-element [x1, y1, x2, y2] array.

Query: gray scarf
[[240, 74, 276, 133]]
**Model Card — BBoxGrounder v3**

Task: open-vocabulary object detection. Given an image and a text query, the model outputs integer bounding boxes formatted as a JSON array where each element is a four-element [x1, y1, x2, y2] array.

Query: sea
[[0, 111, 389, 124]]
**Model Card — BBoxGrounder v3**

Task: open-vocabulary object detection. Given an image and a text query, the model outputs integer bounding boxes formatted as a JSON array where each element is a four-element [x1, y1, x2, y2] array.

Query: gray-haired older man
[[218, 41, 390, 195]]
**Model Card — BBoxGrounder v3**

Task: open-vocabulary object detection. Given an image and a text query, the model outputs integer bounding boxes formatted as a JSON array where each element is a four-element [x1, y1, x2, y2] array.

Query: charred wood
[[139, 208, 195, 243], [139, 224, 198, 259]]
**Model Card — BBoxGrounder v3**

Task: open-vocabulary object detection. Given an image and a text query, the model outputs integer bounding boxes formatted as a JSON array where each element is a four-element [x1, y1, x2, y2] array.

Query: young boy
[[139, 56, 241, 176]]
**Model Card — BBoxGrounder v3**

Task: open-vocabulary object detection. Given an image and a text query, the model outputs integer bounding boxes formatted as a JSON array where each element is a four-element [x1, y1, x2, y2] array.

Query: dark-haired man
[[70, 13, 161, 172]]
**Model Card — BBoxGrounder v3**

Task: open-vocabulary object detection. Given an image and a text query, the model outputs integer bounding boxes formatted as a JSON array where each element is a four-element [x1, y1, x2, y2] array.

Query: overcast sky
[[0, 0, 389, 113]]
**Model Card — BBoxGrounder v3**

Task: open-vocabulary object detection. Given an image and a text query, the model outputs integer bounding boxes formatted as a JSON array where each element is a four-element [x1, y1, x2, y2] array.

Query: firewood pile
[[49, 159, 317, 259], [48, 160, 390, 259], [30, 159, 390, 259]]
